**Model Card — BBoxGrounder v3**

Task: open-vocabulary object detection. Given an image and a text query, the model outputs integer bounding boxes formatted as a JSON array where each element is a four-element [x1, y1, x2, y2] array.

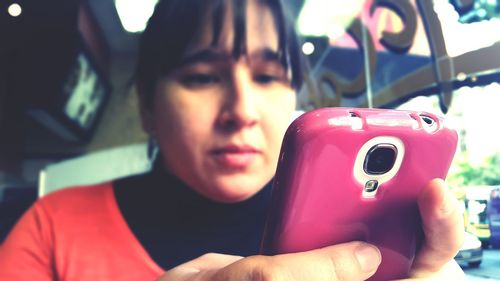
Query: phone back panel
[[261, 108, 458, 280]]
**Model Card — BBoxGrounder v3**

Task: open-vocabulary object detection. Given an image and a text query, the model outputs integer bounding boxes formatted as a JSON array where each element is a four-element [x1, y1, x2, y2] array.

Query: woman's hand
[[157, 179, 466, 281], [158, 241, 382, 281], [403, 178, 466, 280]]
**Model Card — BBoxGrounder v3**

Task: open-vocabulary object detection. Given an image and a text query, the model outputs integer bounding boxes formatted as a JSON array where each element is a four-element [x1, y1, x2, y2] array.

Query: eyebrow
[[178, 48, 283, 66], [254, 48, 281, 63]]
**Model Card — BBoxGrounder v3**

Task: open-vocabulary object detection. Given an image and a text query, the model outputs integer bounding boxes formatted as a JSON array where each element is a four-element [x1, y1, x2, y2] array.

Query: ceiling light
[[8, 3, 22, 17], [302, 42, 315, 55], [114, 0, 159, 33]]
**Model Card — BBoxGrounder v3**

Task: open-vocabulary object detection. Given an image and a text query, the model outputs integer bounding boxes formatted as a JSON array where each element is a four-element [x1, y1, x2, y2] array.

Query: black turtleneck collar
[[113, 158, 274, 269]]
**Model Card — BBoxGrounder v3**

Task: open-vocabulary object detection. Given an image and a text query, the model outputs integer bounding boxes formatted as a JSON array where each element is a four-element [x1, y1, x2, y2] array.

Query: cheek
[[152, 90, 218, 154], [153, 105, 200, 146], [272, 92, 296, 129], [152, 105, 206, 177], [263, 93, 296, 153]]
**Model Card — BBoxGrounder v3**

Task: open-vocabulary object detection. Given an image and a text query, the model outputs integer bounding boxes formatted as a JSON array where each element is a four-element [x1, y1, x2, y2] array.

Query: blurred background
[[1, 0, 500, 278]]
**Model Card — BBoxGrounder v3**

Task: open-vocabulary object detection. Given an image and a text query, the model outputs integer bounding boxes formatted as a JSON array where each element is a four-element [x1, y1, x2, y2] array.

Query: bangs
[[209, 0, 296, 84], [136, 0, 304, 106]]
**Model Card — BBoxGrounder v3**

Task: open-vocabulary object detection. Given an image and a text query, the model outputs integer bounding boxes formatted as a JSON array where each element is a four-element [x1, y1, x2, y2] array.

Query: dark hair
[[135, 0, 306, 108]]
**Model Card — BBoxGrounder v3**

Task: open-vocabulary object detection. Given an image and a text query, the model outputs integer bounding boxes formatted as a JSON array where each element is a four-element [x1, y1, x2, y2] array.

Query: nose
[[217, 66, 259, 132]]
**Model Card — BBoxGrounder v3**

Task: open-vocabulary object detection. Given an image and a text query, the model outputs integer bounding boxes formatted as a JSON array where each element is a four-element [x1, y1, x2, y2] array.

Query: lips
[[211, 145, 260, 169]]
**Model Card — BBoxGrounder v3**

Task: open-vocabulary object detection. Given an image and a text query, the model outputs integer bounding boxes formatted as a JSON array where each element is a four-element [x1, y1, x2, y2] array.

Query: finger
[[157, 253, 243, 281], [216, 241, 381, 281], [411, 179, 464, 277]]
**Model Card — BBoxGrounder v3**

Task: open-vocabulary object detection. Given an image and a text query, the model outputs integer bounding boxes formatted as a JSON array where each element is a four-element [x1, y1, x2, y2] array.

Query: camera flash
[[364, 180, 379, 193]]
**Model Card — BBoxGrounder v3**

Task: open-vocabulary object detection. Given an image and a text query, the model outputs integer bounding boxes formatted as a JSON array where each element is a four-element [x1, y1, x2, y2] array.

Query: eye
[[254, 73, 279, 84], [181, 73, 220, 86]]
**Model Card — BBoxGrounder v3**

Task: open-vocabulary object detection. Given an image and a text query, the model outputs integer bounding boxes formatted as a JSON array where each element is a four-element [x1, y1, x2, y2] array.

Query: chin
[[208, 176, 268, 203]]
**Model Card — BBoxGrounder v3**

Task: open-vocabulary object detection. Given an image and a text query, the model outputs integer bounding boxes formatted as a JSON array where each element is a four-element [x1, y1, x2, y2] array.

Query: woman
[[0, 0, 465, 280]]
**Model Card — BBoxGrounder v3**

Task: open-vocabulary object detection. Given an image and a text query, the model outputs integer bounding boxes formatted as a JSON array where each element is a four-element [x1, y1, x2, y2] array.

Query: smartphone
[[260, 108, 458, 281]]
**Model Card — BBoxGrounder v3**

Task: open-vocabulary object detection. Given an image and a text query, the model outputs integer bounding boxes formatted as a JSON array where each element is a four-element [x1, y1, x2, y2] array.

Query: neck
[[112, 161, 274, 268]]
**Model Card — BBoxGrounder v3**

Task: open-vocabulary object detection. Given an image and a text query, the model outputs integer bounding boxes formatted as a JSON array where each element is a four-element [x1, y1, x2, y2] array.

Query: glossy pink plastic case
[[261, 108, 458, 280]]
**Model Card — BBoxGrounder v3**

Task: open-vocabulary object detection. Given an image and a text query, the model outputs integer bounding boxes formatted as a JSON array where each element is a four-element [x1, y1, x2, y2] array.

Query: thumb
[[218, 241, 381, 281], [157, 242, 381, 281]]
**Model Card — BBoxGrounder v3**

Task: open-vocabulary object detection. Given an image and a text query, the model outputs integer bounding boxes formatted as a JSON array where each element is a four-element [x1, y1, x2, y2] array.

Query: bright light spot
[[114, 0, 158, 33], [8, 3, 22, 17], [477, 9, 487, 18], [456, 72, 467, 81], [302, 42, 315, 55], [297, 0, 364, 37]]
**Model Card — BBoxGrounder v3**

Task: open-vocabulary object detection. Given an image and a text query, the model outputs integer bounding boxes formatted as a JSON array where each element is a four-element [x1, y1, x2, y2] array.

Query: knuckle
[[245, 256, 290, 281], [326, 254, 348, 281], [325, 242, 372, 281]]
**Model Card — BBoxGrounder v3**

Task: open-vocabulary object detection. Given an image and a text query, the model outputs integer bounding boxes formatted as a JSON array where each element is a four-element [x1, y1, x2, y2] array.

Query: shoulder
[[40, 182, 114, 204], [35, 182, 115, 217], [41, 182, 113, 200], [0, 182, 117, 256]]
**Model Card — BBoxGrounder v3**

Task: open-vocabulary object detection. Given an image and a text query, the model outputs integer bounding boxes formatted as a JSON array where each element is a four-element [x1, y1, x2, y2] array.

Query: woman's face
[[142, 0, 297, 203]]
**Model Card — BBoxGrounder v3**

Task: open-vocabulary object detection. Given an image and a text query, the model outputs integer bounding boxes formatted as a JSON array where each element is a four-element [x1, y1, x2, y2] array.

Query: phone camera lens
[[364, 144, 397, 175]]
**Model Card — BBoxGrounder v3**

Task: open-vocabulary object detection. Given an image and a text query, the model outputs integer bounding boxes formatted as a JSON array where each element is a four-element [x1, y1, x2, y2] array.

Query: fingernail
[[355, 244, 381, 273]]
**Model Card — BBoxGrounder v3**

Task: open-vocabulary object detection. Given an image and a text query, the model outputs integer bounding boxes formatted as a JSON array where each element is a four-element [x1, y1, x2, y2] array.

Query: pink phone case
[[261, 108, 458, 280]]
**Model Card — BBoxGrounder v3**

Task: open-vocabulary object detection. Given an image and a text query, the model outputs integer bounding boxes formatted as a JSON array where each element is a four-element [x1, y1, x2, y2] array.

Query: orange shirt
[[0, 183, 165, 281]]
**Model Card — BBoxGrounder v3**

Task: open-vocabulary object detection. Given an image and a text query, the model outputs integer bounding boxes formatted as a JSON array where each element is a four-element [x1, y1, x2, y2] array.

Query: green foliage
[[448, 151, 500, 187]]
